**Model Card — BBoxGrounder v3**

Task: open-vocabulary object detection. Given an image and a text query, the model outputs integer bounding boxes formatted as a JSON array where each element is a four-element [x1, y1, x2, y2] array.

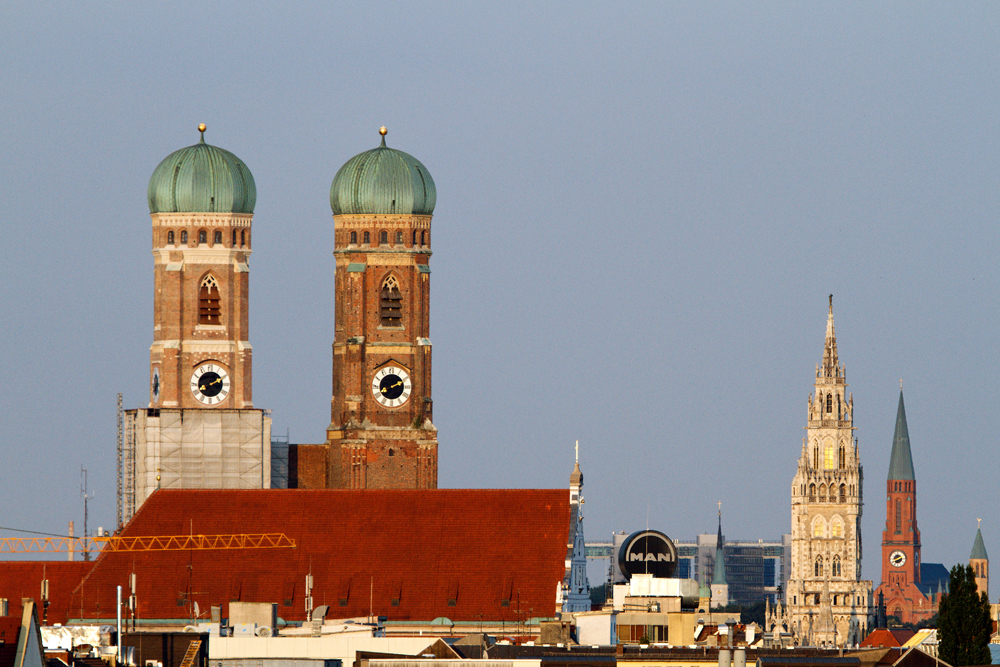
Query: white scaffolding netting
[[126, 409, 271, 519]]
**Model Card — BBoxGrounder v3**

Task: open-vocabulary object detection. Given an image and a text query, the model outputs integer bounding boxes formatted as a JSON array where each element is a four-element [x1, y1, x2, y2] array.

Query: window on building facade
[[396, 231, 403, 243], [895, 499, 902, 534], [824, 444, 835, 469], [826, 393, 833, 412], [380, 230, 388, 244], [167, 231, 175, 244], [350, 231, 357, 244], [815, 558, 823, 576], [241, 230, 246, 246], [198, 230, 207, 244], [199, 275, 221, 325], [232, 230, 237, 246], [380, 275, 402, 327], [839, 447, 846, 469], [181, 230, 188, 244], [214, 231, 222, 244], [363, 231, 370, 244], [839, 484, 846, 502]]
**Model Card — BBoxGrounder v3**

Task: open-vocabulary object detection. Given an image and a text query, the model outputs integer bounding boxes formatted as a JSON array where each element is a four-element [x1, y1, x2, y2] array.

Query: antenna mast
[[80, 467, 94, 561]]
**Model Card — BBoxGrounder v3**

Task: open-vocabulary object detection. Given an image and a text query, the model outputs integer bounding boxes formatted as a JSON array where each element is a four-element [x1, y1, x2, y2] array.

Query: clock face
[[152, 367, 161, 404], [371, 366, 411, 408], [190, 363, 230, 405], [890, 550, 907, 568]]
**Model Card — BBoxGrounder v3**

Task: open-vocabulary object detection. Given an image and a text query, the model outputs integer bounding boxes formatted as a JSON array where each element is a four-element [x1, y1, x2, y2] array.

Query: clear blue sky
[[1, 2, 997, 600]]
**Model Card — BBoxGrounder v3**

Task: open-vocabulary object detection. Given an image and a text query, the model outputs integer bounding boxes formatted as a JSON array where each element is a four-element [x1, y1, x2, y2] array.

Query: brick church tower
[[324, 128, 438, 489], [785, 296, 872, 647], [874, 390, 936, 623], [119, 125, 271, 525]]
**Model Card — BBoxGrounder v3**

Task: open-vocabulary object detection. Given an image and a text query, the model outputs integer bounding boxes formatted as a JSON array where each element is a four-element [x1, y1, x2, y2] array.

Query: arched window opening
[[832, 521, 843, 538], [363, 231, 370, 244], [380, 230, 388, 244], [240, 230, 246, 247], [895, 499, 902, 534], [809, 484, 816, 502], [198, 230, 207, 244], [214, 231, 222, 244], [380, 275, 403, 327], [396, 231, 403, 244], [167, 230, 175, 245], [813, 519, 823, 538], [421, 230, 426, 245], [412, 230, 418, 245], [181, 230, 188, 244], [833, 594, 838, 605], [837, 394, 841, 417], [388, 448, 394, 457], [232, 230, 237, 247], [350, 231, 357, 244], [813, 447, 819, 468], [824, 444, 835, 469], [839, 447, 846, 469], [833, 557, 842, 577], [826, 393, 833, 413], [815, 557, 823, 576], [819, 484, 827, 503], [839, 484, 846, 503], [199, 275, 221, 325]]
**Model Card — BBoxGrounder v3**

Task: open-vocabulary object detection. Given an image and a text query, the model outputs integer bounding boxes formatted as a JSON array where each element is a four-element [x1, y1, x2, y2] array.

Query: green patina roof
[[148, 128, 256, 214], [330, 132, 436, 215], [711, 516, 727, 585], [971, 528, 988, 560], [887, 390, 915, 481]]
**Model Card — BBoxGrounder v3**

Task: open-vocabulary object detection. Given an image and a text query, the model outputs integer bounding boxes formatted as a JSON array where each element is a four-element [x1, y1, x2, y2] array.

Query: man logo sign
[[617, 529, 678, 580]]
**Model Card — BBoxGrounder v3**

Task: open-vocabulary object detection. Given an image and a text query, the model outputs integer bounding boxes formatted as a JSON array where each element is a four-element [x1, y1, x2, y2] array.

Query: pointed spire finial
[[978, 517, 981, 529], [198, 123, 206, 143], [575, 440, 579, 463], [829, 294, 833, 314], [379, 126, 387, 147]]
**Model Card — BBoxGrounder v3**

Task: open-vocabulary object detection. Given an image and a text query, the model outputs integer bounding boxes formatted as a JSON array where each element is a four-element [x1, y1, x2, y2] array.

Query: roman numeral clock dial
[[371, 366, 411, 408], [190, 363, 231, 405]]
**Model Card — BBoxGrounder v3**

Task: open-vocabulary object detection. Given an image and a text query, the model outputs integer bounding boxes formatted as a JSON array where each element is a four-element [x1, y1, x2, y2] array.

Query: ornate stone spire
[[821, 295, 841, 379]]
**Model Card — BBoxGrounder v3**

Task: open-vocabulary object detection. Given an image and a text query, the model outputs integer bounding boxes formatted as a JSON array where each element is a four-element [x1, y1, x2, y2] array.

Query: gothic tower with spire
[[786, 296, 872, 647], [561, 442, 591, 612], [874, 391, 938, 624], [711, 509, 730, 607], [969, 525, 989, 600]]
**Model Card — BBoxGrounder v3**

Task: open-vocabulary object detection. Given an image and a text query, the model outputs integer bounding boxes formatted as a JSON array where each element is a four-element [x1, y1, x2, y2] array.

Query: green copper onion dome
[[147, 125, 256, 214], [330, 128, 436, 215]]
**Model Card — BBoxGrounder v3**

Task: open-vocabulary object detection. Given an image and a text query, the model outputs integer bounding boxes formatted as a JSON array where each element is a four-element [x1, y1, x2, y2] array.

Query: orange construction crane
[[0, 533, 296, 554]]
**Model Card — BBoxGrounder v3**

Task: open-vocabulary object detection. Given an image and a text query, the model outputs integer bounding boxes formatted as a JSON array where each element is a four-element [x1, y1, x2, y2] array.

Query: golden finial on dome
[[379, 126, 388, 136], [198, 123, 207, 132]]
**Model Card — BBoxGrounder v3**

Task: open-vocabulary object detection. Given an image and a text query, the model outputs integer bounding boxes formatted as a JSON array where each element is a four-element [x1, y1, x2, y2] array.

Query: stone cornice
[[151, 213, 253, 227]]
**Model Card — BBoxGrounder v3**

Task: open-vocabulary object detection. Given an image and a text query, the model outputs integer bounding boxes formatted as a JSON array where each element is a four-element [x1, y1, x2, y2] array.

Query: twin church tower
[[120, 126, 437, 522]]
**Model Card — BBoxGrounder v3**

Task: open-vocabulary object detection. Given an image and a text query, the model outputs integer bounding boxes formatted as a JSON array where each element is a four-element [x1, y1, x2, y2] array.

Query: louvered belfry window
[[380, 275, 402, 327], [199, 275, 221, 325]]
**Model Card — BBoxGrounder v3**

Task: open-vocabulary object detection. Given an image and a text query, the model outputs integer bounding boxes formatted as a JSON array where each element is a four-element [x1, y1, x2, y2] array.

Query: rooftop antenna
[[80, 467, 94, 561]]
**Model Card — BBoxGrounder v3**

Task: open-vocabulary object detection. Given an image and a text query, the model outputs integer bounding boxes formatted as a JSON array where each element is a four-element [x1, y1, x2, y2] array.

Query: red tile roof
[[69, 489, 570, 625], [859, 628, 915, 648], [0, 561, 93, 625]]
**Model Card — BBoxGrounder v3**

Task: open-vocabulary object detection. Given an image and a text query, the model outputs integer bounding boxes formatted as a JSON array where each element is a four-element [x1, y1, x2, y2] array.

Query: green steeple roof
[[330, 130, 436, 215], [971, 528, 988, 561], [711, 513, 727, 585], [147, 126, 256, 214], [887, 390, 915, 481]]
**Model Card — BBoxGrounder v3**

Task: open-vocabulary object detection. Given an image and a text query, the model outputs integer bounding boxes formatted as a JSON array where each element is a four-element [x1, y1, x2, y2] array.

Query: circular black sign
[[618, 530, 678, 580]]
